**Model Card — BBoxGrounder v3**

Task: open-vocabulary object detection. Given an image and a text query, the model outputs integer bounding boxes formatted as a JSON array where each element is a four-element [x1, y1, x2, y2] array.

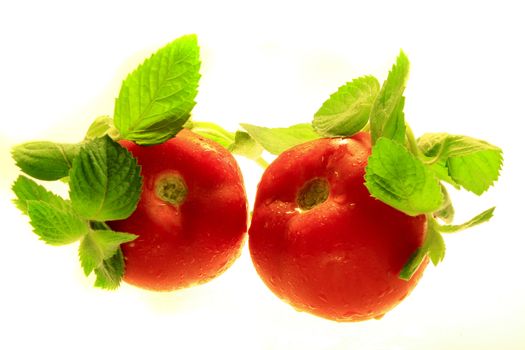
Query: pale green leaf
[[364, 137, 443, 216], [418, 133, 503, 195], [313, 75, 380, 137], [241, 123, 320, 155]]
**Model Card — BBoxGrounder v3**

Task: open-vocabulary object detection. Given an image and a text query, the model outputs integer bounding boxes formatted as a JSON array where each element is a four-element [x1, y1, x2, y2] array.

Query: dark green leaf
[[69, 136, 142, 221], [94, 248, 125, 290]]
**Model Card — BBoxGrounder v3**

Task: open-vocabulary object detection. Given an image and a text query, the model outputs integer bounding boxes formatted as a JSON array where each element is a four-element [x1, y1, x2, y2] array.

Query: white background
[[1, 1, 524, 349]]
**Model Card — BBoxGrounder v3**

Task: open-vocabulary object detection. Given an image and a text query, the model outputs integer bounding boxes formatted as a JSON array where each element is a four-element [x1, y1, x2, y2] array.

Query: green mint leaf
[[12, 141, 80, 181], [12, 175, 69, 215], [85, 116, 119, 141], [189, 121, 235, 148], [94, 248, 125, 290], [438, 207, 495, 233], [312, 76, 380, 137], [114, 34, 201, 145], [370, 50, 410, 144], [79, 230, 137, 276], [400, 221, 445, 280], [240, 123, 320, 155], [26, 200, 89, 245], [364, 137, 443, 216], [69, 135, 142, 221], [229, 131, 264, 160], [381, 95, 406, 143], [433, 184, 455, 224], [418, 133, 503, 195]]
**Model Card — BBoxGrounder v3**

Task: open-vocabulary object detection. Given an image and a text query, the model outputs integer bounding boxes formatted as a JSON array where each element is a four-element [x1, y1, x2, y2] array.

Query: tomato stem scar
[[155, 174, 188, 206], [297, 178, 329, 210]]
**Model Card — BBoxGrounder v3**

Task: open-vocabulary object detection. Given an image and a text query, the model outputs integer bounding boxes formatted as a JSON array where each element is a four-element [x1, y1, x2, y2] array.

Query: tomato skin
[[248, 132, 427, 321], [109, 129, 248, 291]]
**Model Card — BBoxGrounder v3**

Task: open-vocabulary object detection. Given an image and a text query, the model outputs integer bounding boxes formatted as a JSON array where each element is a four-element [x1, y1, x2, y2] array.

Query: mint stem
[[255, 157, 269, 169], [405, 124, 420, 156]]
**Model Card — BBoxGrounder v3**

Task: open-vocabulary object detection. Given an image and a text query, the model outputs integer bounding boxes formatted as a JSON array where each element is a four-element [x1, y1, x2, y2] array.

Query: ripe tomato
[[109, 129, 248, 291], [248, 132, 427, 321]]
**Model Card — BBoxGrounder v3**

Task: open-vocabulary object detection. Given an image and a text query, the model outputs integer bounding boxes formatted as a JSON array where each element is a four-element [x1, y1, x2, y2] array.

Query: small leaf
[[69, 136, 142, 221], [94, 248, 125, 290], [85, 116, 119, 141], [313, 76, 380, 137], [418, 133, 503, 195], [427, 227, 446, 265], [114, 34, 201, 145], [365, 137, 443, 216], [189, 121, 235, 148], [439, 207, 495, 233], [26, 200, 89, 246], [79, 230, 137, 276], [12, 175, 69, 215], [12, 141, 80, 181], [229, 131, 264, 160], [370, 50, 410, 144], [241, 123, 320, 155]]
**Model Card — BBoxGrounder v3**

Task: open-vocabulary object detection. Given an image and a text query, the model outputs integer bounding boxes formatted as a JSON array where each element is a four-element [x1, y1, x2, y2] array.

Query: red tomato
[[248, 132, 427, 321], [109, 129, 248, 291]]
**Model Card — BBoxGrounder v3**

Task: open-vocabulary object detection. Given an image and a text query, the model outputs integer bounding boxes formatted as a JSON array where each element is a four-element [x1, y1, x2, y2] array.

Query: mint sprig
[[236, 49, 502, 282], [114, 34, 201, 145], [11, 35, 209, 290], [12, 137, 141, 289]]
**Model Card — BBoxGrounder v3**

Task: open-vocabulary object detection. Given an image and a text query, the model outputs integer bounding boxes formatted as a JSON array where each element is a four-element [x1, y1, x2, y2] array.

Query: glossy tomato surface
[[248, 132, 427, 321], [109, 129, 248, 291]]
